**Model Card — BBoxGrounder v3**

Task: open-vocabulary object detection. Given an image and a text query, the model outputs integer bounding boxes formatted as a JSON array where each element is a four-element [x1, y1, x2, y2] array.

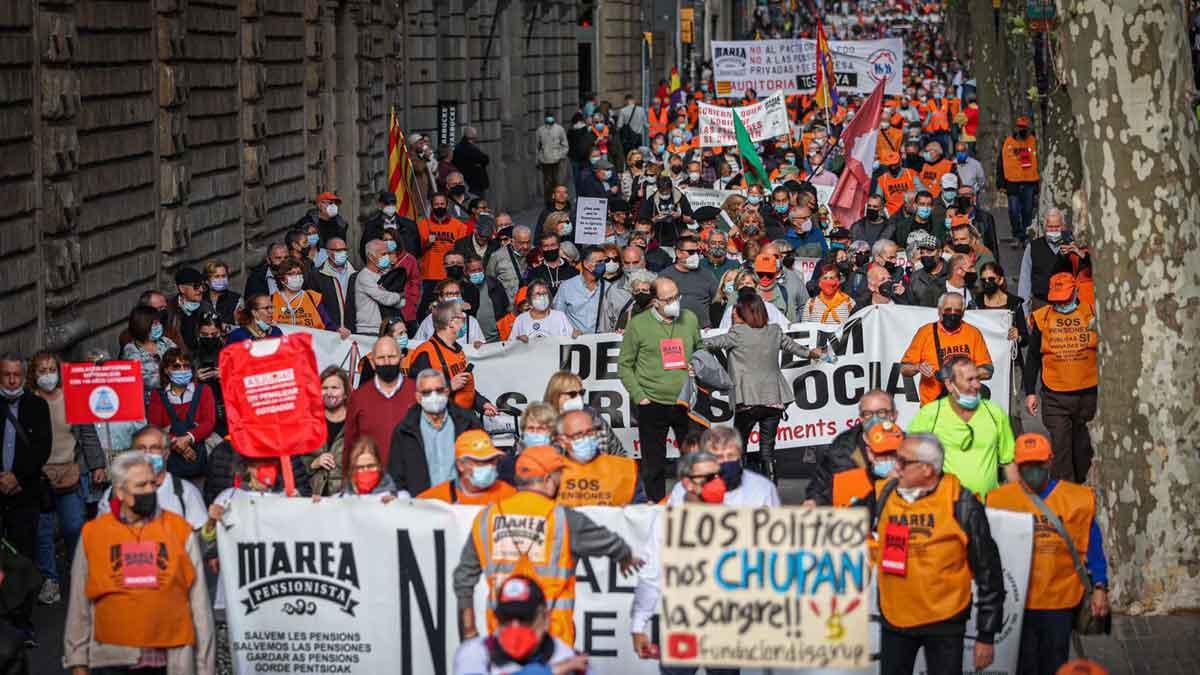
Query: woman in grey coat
[[702, 293, 822, 482]]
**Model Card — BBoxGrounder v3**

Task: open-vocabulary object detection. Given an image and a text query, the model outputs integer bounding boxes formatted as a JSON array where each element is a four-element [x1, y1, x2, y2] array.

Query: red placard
[[881, 521, 910, 576], [62, 361, 146, 424], [220, 333, 326, 460]]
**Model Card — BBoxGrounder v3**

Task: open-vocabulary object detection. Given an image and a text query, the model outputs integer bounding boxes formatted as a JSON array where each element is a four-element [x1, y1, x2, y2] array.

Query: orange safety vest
[[667, 141, 692, 156], [876, 127, 904, 162], [1001, 134, 1040, 183], [648, 107, 670, 138], [920, 159, 955, 199], [877, 169, 917, 215], [272, 290, 326, 329], [833, 467, 874, 507], [497, 313, 517, 341], [876, 474, 973, 628], [418, 216, 469, 280], [923, 99, 950, 132], [82, 511, 197, 648], [407, 335, 475, 410], [557, 454, 639, 507], [1029, 303, 1098, 392], [417, 479, 517, 505], [471, 491, 578, 645], [987, 481, 1094, 610]]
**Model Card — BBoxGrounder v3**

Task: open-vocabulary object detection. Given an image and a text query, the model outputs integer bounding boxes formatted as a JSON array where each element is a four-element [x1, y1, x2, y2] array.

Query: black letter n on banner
[[397, 529, 446, 675]]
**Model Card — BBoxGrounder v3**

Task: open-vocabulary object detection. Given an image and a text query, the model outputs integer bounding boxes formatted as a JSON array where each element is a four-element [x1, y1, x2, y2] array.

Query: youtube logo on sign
[[666, 632, 699, 660]]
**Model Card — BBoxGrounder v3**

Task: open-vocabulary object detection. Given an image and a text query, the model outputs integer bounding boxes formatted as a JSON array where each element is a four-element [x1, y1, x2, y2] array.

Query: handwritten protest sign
[[659, 504, 870, 669], [575, 197, 608, 245], [698, 92, 791, 148]]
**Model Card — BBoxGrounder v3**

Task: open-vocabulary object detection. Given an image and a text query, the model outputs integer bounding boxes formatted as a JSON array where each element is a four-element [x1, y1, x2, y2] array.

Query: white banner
[[712, 38, 904, 98], [218, 495, 661, 675], [680, 187, 740, 210], [217, 498, 1030, 675], [698, 91, 792, 148], [286, 305, 1012, 456]]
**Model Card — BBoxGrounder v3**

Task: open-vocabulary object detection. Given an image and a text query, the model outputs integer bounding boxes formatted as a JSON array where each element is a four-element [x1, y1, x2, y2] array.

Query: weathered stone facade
[[0, 0, 630, 357]]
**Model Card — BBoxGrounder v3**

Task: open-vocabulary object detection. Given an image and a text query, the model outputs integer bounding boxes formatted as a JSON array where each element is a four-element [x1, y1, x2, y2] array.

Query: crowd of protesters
[[0, 0, 1118, 674]]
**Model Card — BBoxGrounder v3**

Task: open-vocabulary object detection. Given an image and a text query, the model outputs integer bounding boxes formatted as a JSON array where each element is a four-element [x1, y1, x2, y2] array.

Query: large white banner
[[217, 498, 1030, 675], [680, 187, 740, 210], [698, 91, 792, 147], [712, 38, 904, 98], [286, 304, 1013, 456]]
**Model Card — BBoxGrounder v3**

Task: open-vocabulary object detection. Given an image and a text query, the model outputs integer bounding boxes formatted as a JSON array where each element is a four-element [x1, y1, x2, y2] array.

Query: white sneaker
[[37, 578, 61, 605]]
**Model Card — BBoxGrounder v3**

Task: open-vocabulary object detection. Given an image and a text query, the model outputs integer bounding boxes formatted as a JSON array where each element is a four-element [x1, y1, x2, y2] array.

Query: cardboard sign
[[659, 504, 870, 669], [575, 197, 608, 245], [62, 361, 146, 424]]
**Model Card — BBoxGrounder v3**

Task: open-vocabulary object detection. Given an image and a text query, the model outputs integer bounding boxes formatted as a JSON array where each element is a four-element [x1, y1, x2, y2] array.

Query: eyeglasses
[[658, 294, 680, 303], [688, 471, 720, 483], [418, 386, 448, 396], [757, 272, 775, 279], [561, 389, 585, 398], [563, 429, 596, 442], [861, 408, 895, 418], [894, 455, 921, 469]]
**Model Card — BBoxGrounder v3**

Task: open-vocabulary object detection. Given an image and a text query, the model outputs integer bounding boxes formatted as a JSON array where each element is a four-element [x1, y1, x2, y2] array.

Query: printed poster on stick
[[659, 504, 870, 669], [62, 361, 145, 424]]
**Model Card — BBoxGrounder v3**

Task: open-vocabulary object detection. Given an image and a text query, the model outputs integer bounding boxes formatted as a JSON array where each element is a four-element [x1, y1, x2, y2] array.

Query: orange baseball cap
[[515, 445, 564, 479], [880, 149, 901, 165], [865, 421, 903, 453], [754, 253, 777, 274], [455, 430, 503, 461], [316, 191, 342, 204], [1014, 433, 1053, 464], [1055, 659, 1109, 675], [514, 286, 529, 307], [950, 214, 971, 228], [1047, 272, 1077, 302], [1015, 116, 1032, 128]]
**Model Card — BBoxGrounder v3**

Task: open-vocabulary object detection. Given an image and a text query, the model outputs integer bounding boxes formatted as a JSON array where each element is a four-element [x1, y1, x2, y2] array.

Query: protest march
[[2, 0, 1145, 674]]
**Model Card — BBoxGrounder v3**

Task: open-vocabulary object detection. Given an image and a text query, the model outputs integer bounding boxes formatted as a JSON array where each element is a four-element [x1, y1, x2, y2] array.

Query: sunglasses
[[757, 272, 775, 279], [561, 389, 586, 398], [688, 472, 720, 483]]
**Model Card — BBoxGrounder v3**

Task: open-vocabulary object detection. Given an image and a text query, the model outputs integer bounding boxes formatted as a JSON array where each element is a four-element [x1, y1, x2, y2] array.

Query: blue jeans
[[36, 479, 87, 582], [1018, 609, 1073, 675], [1007, 182, 1037, 242]]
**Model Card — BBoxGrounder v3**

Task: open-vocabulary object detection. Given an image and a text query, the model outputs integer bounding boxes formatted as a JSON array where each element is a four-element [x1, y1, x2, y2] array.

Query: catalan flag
[[387, 107, 422, 220], [813, 19, 839, 115]]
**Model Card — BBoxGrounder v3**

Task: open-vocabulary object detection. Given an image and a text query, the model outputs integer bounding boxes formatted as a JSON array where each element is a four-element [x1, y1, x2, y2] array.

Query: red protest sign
[[220, 333, 326, 459], [62, 361, 146, 424]]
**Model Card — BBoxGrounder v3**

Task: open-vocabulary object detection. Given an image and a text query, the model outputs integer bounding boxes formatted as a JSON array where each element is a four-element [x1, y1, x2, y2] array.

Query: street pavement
[[26, 207, 1200, 673]]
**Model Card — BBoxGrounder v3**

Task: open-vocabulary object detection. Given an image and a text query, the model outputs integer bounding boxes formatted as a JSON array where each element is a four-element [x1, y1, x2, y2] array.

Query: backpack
[[618, 107, 642, 154]]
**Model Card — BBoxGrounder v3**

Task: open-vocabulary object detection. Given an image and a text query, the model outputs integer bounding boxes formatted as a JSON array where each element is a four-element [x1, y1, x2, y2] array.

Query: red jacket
[[148, 384, 216, 445]]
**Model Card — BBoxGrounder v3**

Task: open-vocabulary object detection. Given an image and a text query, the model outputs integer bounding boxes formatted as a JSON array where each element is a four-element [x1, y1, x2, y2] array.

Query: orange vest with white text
[[875, 474, 973, 628], [272, 290, 325, 329], [82, 511, 197, 648], [557, 454, 639, 507], [1029, 303, 1098, 392], [920, 159, 955, 199], [471, 491, 578, 645], [877, 169, 918, 215], [987, 481, 1093, 609]]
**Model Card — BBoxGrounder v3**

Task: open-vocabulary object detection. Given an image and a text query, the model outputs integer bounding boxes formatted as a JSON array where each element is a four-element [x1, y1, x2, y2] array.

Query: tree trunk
[[1036, 29, 1084, 227], [968, 0, 1010, 201], [1059, 0, 1200, 614]]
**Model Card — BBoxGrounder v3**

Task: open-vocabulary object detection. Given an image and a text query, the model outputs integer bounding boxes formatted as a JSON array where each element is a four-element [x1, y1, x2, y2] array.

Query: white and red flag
[[829, 78, 888, 227]]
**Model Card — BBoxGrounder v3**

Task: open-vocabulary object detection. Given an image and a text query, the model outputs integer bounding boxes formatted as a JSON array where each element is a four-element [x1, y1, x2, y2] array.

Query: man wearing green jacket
[[617, 277, 702, 501]]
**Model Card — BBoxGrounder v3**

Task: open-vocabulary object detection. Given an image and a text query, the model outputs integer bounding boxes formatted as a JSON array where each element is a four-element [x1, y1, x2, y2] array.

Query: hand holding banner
[[698, 92, 791, 148]]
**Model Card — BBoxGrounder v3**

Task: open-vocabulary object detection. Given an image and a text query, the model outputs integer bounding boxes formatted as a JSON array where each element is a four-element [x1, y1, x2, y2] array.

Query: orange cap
[[950, 214, 971, 228], [316, 191, 342, 204], [515, 445, 564, 479], [514, 286, 529, 307], [754, 253, 777, 274], [455, 429, 503, 461], [1055, 659, 1109, 675], [1014, 433, 1053, 464], [864, 421, 903, 453], [1015, 116, 1032, 128], [1047, 272, 1077, 302], [880, 149, 901, 165]]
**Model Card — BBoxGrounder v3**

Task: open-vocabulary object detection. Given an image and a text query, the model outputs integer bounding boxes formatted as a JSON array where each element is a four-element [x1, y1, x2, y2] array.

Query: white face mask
[[561, 396, 585, 413], [419, 392, 449, 415], [684, 253, 700, 270], [688, 172, 701, 181], [897, 485, 932, 503], [531, 295, 550, 312], [382, 205, 397, 217], [325, 203, 339, 218], [285, 275, 305, 292], [661, 300, 681, 318], [36, 373, 59, 392], [604, 261, 620, 276]]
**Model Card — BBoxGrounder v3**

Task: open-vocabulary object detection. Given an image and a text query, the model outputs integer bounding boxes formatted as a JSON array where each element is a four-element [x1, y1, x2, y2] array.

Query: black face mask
[[1016, 129, 1029, 139], [631, 159, 644, 168], [865, 208, 881, 221], [782, 253, 796, 270], [920, 255, 938, 272], [883, 260, 898, 274], [131, 491, 158, 518], [963, 271, 979, 287], [941, 312, 964, 331], [374, 363, 400, 383], [837, 260, 852, 276], [543, 249, 560, 262], [952, 243, 973, 254], [196, 336, 223, 354], [432, 207, 448, 218], [719, 460, 744, 491], [445, 265, 464, 280], [670, 165, 683, 174], [633, 291, 654, 308], [889, 164, 902, 176], [981, 279, 1000, 295], [955, 196, 972, 211], [1020, 465, 1050, 492], [449, 185, 467, 196], [855, 252, 871, 267]]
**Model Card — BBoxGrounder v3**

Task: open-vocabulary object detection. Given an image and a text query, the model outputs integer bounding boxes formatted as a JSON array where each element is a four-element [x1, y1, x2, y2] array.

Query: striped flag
[[813, 20, 839, 115], [669, 66, 685, 107], [387, 108, 422, 220]]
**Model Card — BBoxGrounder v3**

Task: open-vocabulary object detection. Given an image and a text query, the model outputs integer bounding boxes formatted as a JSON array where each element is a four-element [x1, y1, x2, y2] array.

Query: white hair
[[416, 368, 446, 387], [1043, 207, 1065, 226], [110, 452, 154, 492], [906, 433, 944, 474], [699, 426, 743, 456], [625, 268, 657, 291], [871, 238, 897, 259], [512, 224, 532, 238], [364, 239, 387, 258], [677, 450, 720, 479], [937, 292, 967, 311]]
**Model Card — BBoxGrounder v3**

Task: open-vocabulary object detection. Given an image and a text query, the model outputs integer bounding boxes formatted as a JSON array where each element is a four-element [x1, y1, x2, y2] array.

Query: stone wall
[[0, 0, 583, 357]]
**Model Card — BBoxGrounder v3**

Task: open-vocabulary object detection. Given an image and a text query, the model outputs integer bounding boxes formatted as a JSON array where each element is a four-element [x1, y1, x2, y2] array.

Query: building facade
[[0, 0, 642, 356]]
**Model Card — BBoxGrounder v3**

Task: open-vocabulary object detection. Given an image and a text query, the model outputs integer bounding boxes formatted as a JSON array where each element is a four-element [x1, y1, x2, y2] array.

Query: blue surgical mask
[[955, 391, 981, 410], [469, 271, 485, 286], [872, 459, 895, 478], [331, 251, 348, 266], [955, 151, 968, 162], [1054, 300, 1079, 314], [545, 116, 554, 125], [916, 205, 933, 219], [396, 334, 409, 350], [774, 203, 789, 214], [470, 464, 497, 489], [307, 234, 320, 247], [747, 195, 762, 205], [386, 240, 397, 252], [724, 281, 736, 296], [570, 435, 599, 463], [560, 221, 573, 236], [168, 370, 193, 386], [590, 156, 601, 165], [523, 431, 551, 447], [149, 453, 165, 475], [376, 254, 392, 270], [785, 156, 796, 165], [457, 324, 467, 339], [255, 318, 272, 332], [149, 323, 164, 341], [181, 300, 201, 314]]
